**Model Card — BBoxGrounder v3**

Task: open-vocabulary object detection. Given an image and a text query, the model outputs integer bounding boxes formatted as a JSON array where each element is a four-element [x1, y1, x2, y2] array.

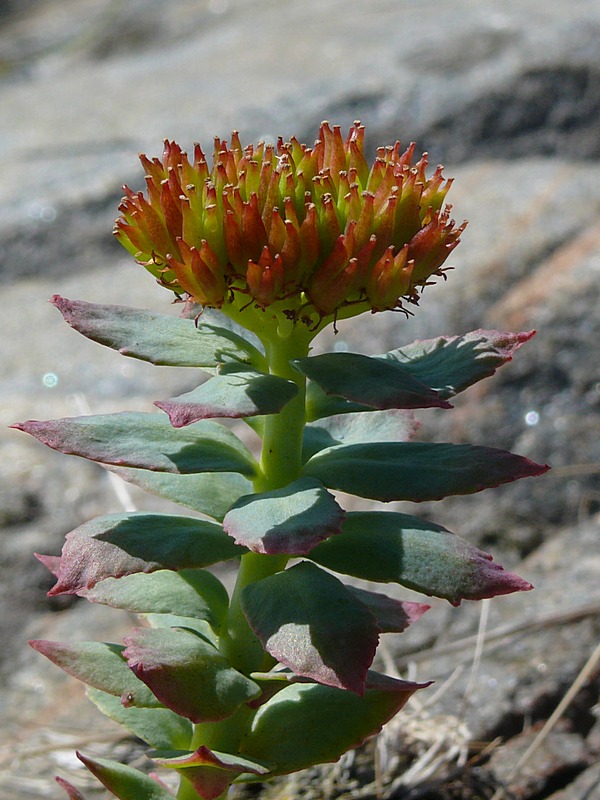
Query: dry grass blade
[[403, 600, 600, 665]]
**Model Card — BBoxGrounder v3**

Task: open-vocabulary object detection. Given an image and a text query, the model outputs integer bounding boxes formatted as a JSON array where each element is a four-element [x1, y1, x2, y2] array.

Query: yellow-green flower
[[115, 122, 465, 329]]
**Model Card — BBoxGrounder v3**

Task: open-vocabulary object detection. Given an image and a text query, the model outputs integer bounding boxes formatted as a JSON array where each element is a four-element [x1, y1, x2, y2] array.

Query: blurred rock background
[[1, 1, 599, 798]]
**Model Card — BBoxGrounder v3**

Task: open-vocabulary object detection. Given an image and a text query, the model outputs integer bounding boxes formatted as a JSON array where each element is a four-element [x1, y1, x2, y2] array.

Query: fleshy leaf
[[240, 561, 379, 693], [152, 747, 269, 800], [77, 753, 176, 800], [87, 688, 193, 750], [143, 614, 218, 646], [83, 569, 229, 631], [51, 296, 265, 369], [123, 626, 261, 723], [240, 672, 428, 777], [55, 776, 88, 800], [304, 330, 535, 420], [346, 587, 430, 633], [107, 468, 251, 521], [156, 364, 298, 426], [296, 352, 451, 413], [381, 329, 535, 399], [28, 640, 160, 707], [223, 478, 344, 555], [309, 511, 533, 605], [302, 409, 419, 461], [303, 442, 549, 502], [12, 412, 258, 476], [47, 513, 245, 596]]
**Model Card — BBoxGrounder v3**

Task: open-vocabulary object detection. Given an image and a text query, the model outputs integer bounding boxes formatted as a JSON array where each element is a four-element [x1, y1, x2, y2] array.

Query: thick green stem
[[178, 325, 311, 799], [220, 330, 310, 672]]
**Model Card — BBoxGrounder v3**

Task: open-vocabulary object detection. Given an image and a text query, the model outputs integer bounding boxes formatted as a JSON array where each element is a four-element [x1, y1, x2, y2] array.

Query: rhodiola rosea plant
[[13, 122, 549, 800]]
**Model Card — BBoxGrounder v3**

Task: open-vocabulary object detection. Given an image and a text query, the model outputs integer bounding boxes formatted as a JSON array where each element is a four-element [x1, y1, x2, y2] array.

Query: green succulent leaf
[[123, 626, 261, 723], [51, 296, 265, 369], [152, 746, 269, 800], [77, 753, 176, 800], [381, 329, 535, 399], [45, 513, 245, 596], [107, 468, 251, 521], [295, 352, 451, 415], [309, 512, 533, 605], [240, 561, 379, 694], [239, 672, 428, 777], [83, 569, 229, 632], [223, 478, 344, 555], [28, 640, 160, 707], [303, 441, 549, 502], [86, 687, 193, 750], [345, 587, 430, 633], [302, 409, 419, 461], [143, 614, 218, 647], [156, 364, 298, 426], [303, 330, 534, 420], [13, 413, 259, 476]]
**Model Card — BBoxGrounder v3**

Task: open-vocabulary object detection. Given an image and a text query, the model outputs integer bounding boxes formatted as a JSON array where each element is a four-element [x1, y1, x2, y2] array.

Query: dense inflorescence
[[115, 122, 466, 327]]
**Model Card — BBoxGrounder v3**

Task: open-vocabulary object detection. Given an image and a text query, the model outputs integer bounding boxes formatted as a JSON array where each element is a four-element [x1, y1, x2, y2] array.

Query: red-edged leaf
[[51, 296, 265, 369], [46, 513, 245, 596], [156, 364, 297, 426], [55, 776, 88, 800], [303, 441, 549, 502], [304, 329, 535, 420], [77, 753, 176, 800], [295, 352, 451, 412], [346, 587, 430, 633], [381, 329, 535, 399], [123, 627, 261, 723], [152, 747, 269, 800], [223, 478, 344, 555], [240, 562, 379, 694], [11, 413, 258, 476], [29, 640, 160, 707], [309, 511, 533, 605], [240, 672, 430, 776]]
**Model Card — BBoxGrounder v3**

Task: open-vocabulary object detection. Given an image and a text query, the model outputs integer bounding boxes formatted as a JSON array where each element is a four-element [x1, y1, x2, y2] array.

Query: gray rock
[[547, 762, 600, 800], [3, 1, 600, 798]]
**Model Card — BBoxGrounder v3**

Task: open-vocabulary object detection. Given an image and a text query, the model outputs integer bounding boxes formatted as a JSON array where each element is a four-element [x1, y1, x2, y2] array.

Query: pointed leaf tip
[[55, 776, 88, 800], [380, 328, 538, 400], [34, 552, 61, 578], [76, 752, 176, 799], [45, 513, 243, 596]]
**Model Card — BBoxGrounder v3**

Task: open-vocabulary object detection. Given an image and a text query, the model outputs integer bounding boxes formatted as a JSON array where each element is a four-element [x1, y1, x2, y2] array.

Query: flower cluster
[[115, 122, 465, 326]]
